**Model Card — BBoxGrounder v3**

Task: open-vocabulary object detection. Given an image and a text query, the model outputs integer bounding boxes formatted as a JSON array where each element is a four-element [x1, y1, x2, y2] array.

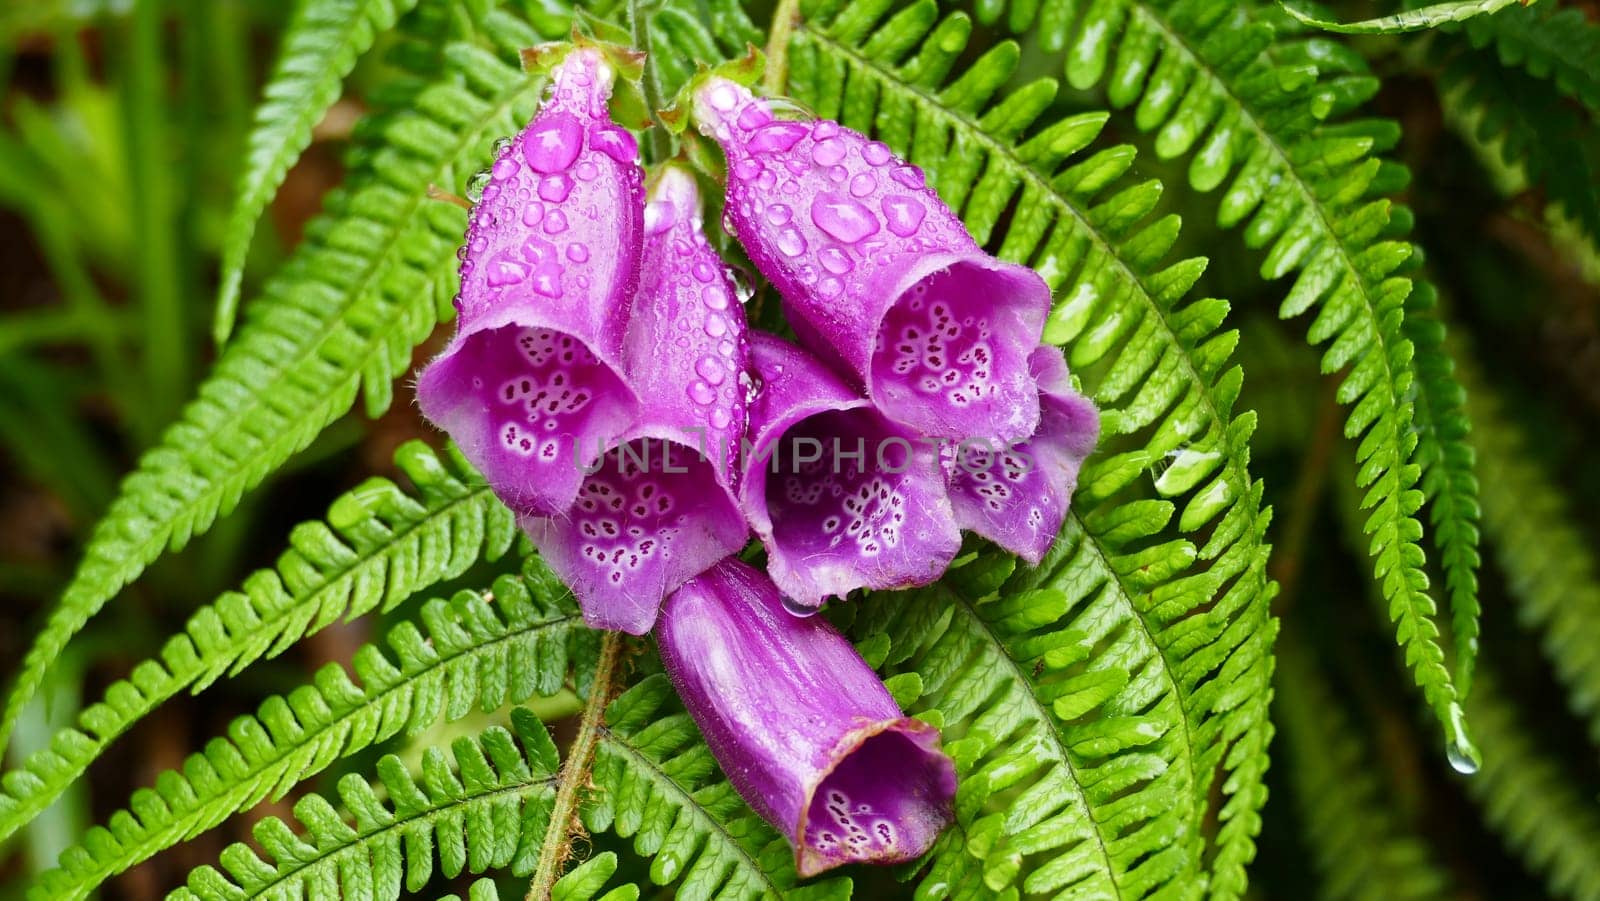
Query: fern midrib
[[1, 63, 538, 751], [221, 777, 556, 901], [0, 480, 504, 844], [595, 729, 781, 891], [39, 610, 579, 899]]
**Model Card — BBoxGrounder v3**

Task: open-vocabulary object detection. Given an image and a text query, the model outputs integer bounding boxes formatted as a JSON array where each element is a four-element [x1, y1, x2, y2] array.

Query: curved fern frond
[[1461, 0, 1600, 113], [786, 4, 1277, 895], [0, 440, 516, 845], [585, 676, 853, 900], [167, 708, 561, 901], [27, 565, 578, 901], [1465, 668, 1600, 900], [968, 0, 1479, 751], [0, 31, 555, 752], [1275, 637, 1453, 900], [212, 0, 420, 344], [1462, 357, 1600, 747], [1280, 0, 1525, 35]]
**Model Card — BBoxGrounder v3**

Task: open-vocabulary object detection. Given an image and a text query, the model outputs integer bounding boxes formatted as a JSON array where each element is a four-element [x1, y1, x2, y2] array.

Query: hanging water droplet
[[466, 169, 492, 202], [811, 193, 880, 244], [781, 594, 822, 616]]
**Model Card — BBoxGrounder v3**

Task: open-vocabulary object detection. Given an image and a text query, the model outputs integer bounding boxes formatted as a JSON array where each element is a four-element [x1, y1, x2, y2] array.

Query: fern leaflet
[[1461, 0, 1600, 113], [28, 565, 578, 901], [0, 441, 516, 845], [213, 0, 420, 344], [1280, 0, 1527, 35], [447, 855, 640, 901]]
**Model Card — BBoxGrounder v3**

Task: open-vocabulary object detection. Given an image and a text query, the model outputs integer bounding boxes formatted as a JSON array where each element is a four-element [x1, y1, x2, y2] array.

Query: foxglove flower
[[740, 333, 959, 610], [656, 558, 957, 876], [523, 165, 750, 634], [946, 346, 1099, 565], [417, 46, 645, 516], [693, 77, 1050, 445]]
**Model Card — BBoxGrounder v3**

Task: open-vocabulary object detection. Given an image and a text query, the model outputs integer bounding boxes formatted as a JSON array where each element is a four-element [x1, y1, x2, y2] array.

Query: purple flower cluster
[[414, 46, 1097, 877]]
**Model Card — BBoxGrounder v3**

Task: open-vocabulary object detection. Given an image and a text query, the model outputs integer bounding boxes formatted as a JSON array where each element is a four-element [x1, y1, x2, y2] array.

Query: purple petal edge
[[693, 77, 1049, 444], [740, 333, 960, 608], [522, 166, 751, 634], [416, 47, 645, 516], [656, 558, 957, 876], [947, 345, 1100, 565]]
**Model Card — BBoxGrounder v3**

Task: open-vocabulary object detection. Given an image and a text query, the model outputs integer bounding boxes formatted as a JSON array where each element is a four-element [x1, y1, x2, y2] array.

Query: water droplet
[[733, 158, 763, 181], [688, 381, 716, 404], [711, 408, 732, 429], [644, 200, 674, 235], [849, 172, 876, 198], [692, 261, 715, 282], [811, 138, 847, 166], [544, 210, 569, 234], [811, 193, 880, 244], [486, 253, 528, 287], [863, 142, 892, 166], [719, 339, 736, 356], [696, 356, 725, 385], [776, 227, 807, 257], [705, 315, 728, 337], [756, 168, 778, 191], [892, 164, 926, 188], [766, 204, 792, 226], [703, 283, 729, 310], [522, 112, 583, 173], [466, 169, 491, 202], [521, 202, 545, 227], [812, 120, 840, 140], [590, 124, 639, 164], [481, 184, 500, 202], [538, 173, 574, 202], [492, 157, 519, 180], [882, 195, 927, 237], [575, 160, 599, 181], [1446, 705, 1480, 774], [748, 121, 808, 154], [567, 243, 590, 263], [737, 103, 773, 130], [530, 262, 563, 297], [781, 594, 821, 616], [820, 247, 854, 274], [819, 276, 843, 298]]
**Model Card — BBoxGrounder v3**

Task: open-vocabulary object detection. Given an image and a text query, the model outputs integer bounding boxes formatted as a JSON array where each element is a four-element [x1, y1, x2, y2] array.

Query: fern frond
[[1465, 668, 1600, 901], [1280, 0, 1524, 35], [584, 676, 853, 900], [1461, 357, 1600, 747], [0, 34, 552, 751], [1403, 285, 1481, 694], [1461, 0, 1600, 113], [786, 4, 1278, 895], [968, 0, 1478, 752], [27, 565, 578, 901], [0, 440, 516, 845], [1275, 638, 1453, 900], [448, 855, 640, 901], [167, 708, 562, 901], [213, 0, 420, 344]]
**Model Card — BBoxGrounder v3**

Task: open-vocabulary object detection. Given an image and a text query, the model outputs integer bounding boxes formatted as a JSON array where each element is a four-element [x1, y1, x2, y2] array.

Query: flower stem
[[763, 0, 803, 94], [627, 0, 672, 163], [524, 630, 625, 901]]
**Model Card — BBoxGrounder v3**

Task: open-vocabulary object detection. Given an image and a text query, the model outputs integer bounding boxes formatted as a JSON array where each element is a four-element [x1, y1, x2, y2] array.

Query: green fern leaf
[[585, 676, 853, 900], [212, 0, 420, 344], [27, 565, 578, 901], [1462, 357, 1600, 747], [786, 3, 1277, 895], [0, 440, 515, 845], [0, 35, 552, 752], [967, 0, 1479, 754], [1275, 638, 1454, 900], [446, 856, 640, 901], [1280, 0, 1527, 35], [1462, 0, 1600, 113], [165, 708, 562, 901]]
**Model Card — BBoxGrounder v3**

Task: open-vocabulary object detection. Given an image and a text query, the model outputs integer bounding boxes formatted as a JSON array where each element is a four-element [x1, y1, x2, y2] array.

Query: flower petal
[[522, 166, 750, 634], [741, 334, 960, 608], [946, 346, 1100, 564], [416, 47, 645, 516], [694, 78, 1049, 444], [656, 558, 957, 876]]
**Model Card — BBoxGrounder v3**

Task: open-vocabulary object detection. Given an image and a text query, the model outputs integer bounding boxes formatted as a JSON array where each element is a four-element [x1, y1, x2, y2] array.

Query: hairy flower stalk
[[656, 558, 958, 876], [523, 165, 751, 634], [740, 333, 960, 610], [945, 346, 1100, 565], [416, 46, 645, 516], [692, 76, 1051, 445]]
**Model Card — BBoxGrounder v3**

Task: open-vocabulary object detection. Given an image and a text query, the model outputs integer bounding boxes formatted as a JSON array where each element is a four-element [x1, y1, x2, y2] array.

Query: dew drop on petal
[[811, 138, 847, 166], [733, 158, 764, 181], [486, 253, 528, 287], [882, 195, 927, 237], [862, 142, 892, 166], [892, 165, 926, 188], [689, 380, 717, 404], [776, 227, 807, 257], [567, 243, 590, 263], [530, 262, 563, 297], [812, 120, 840, 140], [544, 210, 569, 234], [819, 246, 854, 274], [538, 173, 574, 202], [748, 121, 808, 154], [818, 276, 843, 298], [703, 283, 730, 310], [696, 356, 725, 385], [766, 203, 792, 225], [738, 103, 773, 130], [575, 160, 599, 181], [590, 124, 639, 164], [711, 408, 732, 429], [492, 157, 519, 180], [521, 202, 545, 227], [522, 113, 583, 173], [849, 173, 876, 198], [705, 315, 728, 337], [811, 193, 880, 244], [692, 261, 716, 282], [644, 200, 674, 235]]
